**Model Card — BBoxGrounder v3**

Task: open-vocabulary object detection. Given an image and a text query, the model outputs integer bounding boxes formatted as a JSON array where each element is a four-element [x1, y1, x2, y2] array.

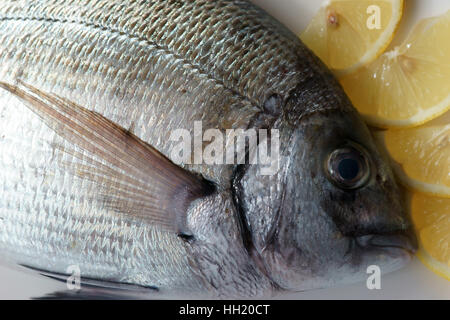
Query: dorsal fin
[[0, 81, 215, 235]]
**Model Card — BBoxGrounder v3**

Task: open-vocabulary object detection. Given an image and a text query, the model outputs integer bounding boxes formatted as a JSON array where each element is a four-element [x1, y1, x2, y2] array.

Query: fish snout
[[355, 229, 418, 255]]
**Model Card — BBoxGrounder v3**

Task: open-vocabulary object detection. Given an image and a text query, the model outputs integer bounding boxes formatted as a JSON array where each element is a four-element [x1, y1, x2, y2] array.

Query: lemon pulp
[[340, 11, 450, 128], [411, 192, 450, 281], [301, 0, 403, 74]]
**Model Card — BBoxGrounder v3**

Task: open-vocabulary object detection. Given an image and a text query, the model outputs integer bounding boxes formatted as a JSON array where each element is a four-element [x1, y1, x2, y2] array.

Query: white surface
[[0, 257, 449, 299], [0, 0, 449, 299]]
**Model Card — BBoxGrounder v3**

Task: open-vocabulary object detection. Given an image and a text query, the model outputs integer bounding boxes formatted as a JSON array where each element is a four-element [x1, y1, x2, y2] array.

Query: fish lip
[[355, 233, 418, 256], [368, 243, 416, 257]]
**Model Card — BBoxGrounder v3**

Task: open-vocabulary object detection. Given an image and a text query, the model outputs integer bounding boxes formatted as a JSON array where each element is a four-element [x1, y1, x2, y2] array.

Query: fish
[[0, 0, 417, 299]]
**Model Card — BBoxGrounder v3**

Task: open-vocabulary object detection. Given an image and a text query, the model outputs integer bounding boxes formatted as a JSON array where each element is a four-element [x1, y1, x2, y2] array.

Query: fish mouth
[[355, 231, 418, 256]]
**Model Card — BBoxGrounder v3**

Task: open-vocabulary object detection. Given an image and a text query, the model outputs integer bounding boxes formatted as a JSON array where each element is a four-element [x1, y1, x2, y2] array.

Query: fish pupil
[[338, 158, 360, 181]]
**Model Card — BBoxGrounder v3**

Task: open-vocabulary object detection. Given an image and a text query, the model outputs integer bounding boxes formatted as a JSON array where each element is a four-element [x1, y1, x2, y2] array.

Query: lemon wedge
[[375, 111, 450, 197], [301, 0, 403, 74], [340, 10, 450, 128], [411, 192, 450, 281]]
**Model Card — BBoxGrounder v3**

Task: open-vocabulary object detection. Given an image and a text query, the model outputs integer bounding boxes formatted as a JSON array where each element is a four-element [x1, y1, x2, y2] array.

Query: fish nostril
[[356, 230, 418, 254]]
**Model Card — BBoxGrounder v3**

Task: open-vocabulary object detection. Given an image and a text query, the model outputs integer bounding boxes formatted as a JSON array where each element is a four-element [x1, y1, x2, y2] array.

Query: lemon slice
[[375, 111, 450, 197], [340, 10, 450, 128], [301, 0, 403, 74], [411, 192, 450, 280]]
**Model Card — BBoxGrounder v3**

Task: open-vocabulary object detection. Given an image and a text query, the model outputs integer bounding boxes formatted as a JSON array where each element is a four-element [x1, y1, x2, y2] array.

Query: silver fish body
[[0, 0, 417, 298]]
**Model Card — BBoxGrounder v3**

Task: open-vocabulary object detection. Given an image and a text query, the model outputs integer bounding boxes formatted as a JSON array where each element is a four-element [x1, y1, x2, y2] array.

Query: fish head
[[238, 91, 417, 291]]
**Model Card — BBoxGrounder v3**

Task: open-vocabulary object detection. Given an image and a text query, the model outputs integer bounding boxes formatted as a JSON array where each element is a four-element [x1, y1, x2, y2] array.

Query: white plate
[[0, 0, 449, 299]]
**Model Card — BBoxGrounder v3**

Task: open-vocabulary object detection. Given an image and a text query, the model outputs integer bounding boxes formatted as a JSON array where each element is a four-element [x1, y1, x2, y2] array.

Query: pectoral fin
[[0, 81, 214, 235]]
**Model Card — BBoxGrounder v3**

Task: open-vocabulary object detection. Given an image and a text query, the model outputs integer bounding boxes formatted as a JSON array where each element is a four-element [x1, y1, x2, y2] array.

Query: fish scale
[[0, 0, 302, 108], [0, 96, 210, 294], [2, 15, 260, 149], [0, 0, 418, 298]]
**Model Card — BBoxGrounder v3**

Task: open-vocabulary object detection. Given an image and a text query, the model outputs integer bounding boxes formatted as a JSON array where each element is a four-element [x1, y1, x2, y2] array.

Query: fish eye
[[325, 143, 371, 190]]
